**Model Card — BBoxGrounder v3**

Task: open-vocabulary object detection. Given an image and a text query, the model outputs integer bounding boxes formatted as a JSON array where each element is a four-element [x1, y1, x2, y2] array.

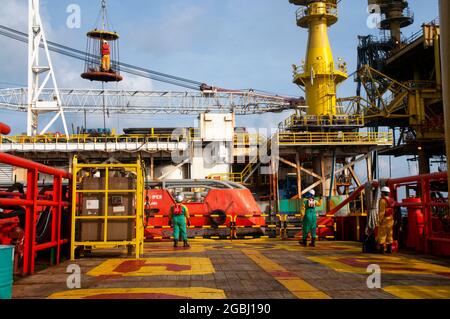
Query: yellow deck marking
[[308, 255, 450, 276], [144, 245, 205, 254], [271, 242, 360, 253], [242, 249, 330, 299], [87, 257, 215, 277], [48, 287, 226, 299], [383, 286, 450, 299]]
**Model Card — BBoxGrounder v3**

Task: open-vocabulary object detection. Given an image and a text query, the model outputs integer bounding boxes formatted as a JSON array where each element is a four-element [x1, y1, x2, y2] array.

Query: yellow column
[[70, 156, 78, 261], [292, 0, 348, 116]]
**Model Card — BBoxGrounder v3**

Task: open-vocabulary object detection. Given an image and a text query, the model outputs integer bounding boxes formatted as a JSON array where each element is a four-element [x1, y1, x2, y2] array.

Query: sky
[[0, 0, 443, 178]]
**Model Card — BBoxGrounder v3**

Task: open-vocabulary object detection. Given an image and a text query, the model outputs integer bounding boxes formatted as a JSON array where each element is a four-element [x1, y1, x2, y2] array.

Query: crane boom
[[0, 88, 303, 115], [0, 24, 305, 116]]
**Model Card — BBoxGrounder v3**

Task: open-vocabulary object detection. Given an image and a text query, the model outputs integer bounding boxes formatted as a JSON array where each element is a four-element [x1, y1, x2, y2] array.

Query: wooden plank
[[296, 153, 302, 199], [348, 166, 362, 187]]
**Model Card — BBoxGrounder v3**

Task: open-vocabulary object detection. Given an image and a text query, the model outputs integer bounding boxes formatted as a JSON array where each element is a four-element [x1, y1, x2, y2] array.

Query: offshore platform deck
[[1, 0, 450, 306], [12, 239, 450, 299]]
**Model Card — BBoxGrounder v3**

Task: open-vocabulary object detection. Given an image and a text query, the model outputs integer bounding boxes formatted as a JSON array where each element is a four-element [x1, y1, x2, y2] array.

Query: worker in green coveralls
[[169, 194, 191, 248], [300, 189, 322, 247]]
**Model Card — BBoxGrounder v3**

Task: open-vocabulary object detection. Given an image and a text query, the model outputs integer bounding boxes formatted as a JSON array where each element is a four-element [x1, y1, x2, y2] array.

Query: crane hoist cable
[[0, 24, 202, 90], [0, 24, 303, 103]]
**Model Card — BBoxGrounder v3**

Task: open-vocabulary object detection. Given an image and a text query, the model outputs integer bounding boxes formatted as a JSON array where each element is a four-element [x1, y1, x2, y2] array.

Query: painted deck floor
[[12, 240, 450, 299]]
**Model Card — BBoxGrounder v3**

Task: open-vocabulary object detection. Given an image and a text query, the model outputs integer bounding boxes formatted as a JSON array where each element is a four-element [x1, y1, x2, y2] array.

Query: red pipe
[[386, 172, 447, 185], [35, 239, 69, 251], [0, 198, 33, 207], [0, 152, 71, 179], [0, 192, 26, 198], [328, 184, 366, 216], [327, 172, 448, 216], [0, 198, 69, 207], [0, 122, 11, 135]]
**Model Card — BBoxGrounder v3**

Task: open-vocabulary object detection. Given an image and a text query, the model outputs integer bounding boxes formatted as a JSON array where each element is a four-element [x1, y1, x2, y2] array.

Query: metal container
[[0, 245, 14, 299]]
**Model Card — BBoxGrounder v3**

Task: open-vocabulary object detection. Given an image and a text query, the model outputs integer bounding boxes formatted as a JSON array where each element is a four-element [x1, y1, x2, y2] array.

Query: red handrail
[[328, 184, 366, 216], [0, 152, 71, 178], [328, 172, 449, 255], [0, 152, 72, 276]]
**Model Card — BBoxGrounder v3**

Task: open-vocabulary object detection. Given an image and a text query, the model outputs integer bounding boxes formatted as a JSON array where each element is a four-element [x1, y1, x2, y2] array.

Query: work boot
[[300, 239, 307, 247], [309, 238, 316, 247], [183, 240, 190, 248], [386, 244, 393, 254], [173, 240, 178, 248]]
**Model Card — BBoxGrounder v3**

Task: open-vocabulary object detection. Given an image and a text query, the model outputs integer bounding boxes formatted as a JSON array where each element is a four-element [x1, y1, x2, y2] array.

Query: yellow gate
[[70, 156, 145, 260]]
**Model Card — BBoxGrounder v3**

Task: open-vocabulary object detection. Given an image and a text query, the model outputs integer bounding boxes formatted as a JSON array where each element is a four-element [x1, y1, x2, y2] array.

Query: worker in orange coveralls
[[101, 39, 111, 72], [377, 186, 395, 254]]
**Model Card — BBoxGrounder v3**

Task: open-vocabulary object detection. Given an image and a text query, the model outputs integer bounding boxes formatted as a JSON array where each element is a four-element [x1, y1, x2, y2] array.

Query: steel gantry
[[27, 0, 68, 137]]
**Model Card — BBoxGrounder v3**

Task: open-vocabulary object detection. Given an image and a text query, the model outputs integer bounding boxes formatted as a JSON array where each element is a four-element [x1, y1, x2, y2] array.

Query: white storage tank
[[154, 164, 187, 180]]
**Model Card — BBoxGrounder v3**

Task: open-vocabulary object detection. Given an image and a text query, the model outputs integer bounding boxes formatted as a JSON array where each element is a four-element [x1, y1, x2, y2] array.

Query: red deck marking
[[336, 257, 426, 272], [113, 260, 191, 273], [113, 260, 146, 273], [85, 293, 190, 299]]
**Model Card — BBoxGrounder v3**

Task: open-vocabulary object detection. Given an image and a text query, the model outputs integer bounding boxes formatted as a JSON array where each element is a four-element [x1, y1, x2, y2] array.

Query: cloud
[[0, 0, 29, 84], [2, 0, 28, 29], [120, 75, 153, 91], [126, 2, 207, 56]]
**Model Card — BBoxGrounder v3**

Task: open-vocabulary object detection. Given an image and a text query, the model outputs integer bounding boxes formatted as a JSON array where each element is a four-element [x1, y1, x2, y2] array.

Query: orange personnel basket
[[81, 30, 123, 82], [81, 1, 123, 83]]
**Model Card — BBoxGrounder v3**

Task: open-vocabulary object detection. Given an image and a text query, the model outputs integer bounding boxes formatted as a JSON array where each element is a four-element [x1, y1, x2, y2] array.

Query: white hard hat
[[308, 190, 316, 196], [175, 194, 184, 203], [381, 186, 390, 193]]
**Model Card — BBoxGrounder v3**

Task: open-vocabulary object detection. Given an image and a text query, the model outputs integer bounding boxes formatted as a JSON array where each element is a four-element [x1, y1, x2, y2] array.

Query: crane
[[0, 1, 305, 137]]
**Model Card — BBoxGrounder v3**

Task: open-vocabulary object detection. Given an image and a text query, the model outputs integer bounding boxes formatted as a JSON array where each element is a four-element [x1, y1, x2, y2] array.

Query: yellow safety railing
[[276, 131, 393, 146], [296, 2, 338, 22], [234, 133, 266, 146], [207, 157, 259, 184], [279, 114, 365, 131], [0, 131, 268, 147], [1, 133, 189, 145], [70, 156, 145, 260]]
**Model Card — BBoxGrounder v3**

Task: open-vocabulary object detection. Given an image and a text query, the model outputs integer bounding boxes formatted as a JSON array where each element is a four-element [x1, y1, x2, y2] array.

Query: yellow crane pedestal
[[70, 156, 145, 260], [291, 0, 348, 116]]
